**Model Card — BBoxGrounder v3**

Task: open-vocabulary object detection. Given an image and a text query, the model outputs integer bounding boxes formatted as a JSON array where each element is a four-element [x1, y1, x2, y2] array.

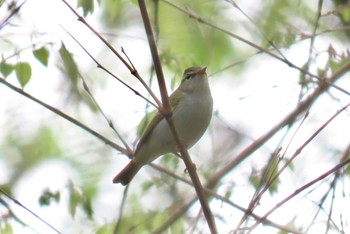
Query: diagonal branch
[[137, 0, 217, 233], [0, 77, 129, 156], [161, 0, 350, 97], [60, 0, 163, 108], [156, 53, 350, 232]]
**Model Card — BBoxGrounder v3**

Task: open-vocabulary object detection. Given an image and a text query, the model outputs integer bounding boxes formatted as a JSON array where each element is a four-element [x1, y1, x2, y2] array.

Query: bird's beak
[[198, 66, 207, 76]]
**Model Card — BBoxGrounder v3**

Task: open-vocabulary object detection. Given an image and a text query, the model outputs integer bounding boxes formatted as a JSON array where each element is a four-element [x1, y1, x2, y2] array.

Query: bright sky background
[[1, 0, 350, 233]]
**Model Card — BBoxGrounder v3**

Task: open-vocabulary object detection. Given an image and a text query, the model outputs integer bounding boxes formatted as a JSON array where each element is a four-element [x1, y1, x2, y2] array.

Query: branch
[[249, 156, 350, 233], [0, 77, 129, 156], [137, 1, 217, 233], [60, 0, 163, 108], [206, 59, 350, 189], [156, 50, 350, 232], [161, 0, 350, 97], [0, 0, 27, 30], [0, 188, 62, 234]]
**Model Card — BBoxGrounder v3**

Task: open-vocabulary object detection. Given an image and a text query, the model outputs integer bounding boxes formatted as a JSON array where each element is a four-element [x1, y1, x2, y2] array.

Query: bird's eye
[[184, 72, 194, 80]]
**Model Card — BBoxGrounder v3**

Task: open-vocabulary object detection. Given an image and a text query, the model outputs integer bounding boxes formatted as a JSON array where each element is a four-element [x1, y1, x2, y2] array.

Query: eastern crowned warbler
[[113, 66, 213, 185]]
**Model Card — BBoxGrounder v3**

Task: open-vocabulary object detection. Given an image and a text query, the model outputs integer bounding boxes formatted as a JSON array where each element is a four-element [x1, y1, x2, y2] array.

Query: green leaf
[[67, 180, 94, 219], [14, 62, 32, 88], [68, 180, 80, 218], [59, 42, 79, 86], [82, 196, 93, 219], [33, 47, 49, 66], [78, 0, 95, 17], [1, 222, 13, 234], [39, 189, 60, 206], [0, 62, 14, 77]]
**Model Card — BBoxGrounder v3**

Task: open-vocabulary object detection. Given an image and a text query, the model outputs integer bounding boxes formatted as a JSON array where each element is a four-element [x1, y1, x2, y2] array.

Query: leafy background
[[1, 0, 350, 233]]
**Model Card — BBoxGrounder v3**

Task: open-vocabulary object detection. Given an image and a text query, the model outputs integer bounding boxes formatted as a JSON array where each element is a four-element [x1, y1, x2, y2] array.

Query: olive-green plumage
[[113, 66, 213, 185]]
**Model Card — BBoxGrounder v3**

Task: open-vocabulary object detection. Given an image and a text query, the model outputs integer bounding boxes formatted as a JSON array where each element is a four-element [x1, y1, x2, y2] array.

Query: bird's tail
[[113, 160, 142, 185]]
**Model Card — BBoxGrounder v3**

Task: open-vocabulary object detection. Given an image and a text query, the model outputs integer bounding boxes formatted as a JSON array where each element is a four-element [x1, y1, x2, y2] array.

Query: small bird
[[113, 66, 213, 185]]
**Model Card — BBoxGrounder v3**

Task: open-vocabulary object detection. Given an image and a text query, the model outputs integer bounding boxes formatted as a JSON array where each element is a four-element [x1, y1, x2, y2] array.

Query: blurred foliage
[[68, 180, 94, 219], [38, 188, 60, 206], [115, 210, 184, 233], [78, 0, 96, 17], [1, 0, 350, 233], [3, 126, 62, 183], [59, 42, 79, 89], [157, 1, 234, 72], [0, 222, 13, 234]]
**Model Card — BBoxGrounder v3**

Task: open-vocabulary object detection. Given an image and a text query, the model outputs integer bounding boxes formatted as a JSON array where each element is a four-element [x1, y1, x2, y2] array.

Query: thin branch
[[306, 0, 324, 72], [0, 198, 37, 233], [154, 184, 302, 234], [79, 73, 131, 152], [249, 157, 350, 233], [300, 0, 324, 99], [247, 102, 350, 233], [0, 0, 27, 30], [305, 145, 350, 233], [206, 59, 350, 189], [235, 112, 308, 229], [226, 0, 287, 61], [0, 72, 294, 234], [59, 0, 163, 108], [160, 0, 350, 97], [60, 0, 132, 71], [113, 185, 130, 234], [137, 0, 170, 113], [61, 27, 159, 110], [0, 77, 129, 156], [157, 50, 350, 232], [137, 0, 217, 233], [0, 188, 62, 234]]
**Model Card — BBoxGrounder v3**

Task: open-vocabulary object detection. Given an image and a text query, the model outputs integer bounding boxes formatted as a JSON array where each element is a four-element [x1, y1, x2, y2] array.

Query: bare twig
[[160, 0, 350, 97], [0, 77, 129, 156], [113, 185, 130, 234], [137, 0, 217, 233], [79, 73, 131, 152], [207, 59, 350, 189], [0, 188, 62, 234], [248, 144, 350, 232], [60, 0, 163, 108], [226, 0, 287, 61], [156, 50, 350, 233], [61, 26, 159, 110], [0, 0, 27, 30]]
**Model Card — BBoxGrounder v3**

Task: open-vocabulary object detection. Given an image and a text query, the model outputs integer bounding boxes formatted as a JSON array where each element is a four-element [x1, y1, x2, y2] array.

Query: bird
[[113, 66, 213, 185]]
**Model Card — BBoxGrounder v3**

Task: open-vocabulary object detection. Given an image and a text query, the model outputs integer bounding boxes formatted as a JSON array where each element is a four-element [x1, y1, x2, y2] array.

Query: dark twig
[[156, 49, 350, 232], [137, 0, 217, 233], [249, 147, 350, 233], [113, 185, 130, 234], [79, 73, 131, 152], [0, 188, 62, 234], [0, 0, 27, 30], [61, 27, 159, 110], [60, 0, 163, 108], [0, 77, 128, 156], [160, 0, 350, 97]]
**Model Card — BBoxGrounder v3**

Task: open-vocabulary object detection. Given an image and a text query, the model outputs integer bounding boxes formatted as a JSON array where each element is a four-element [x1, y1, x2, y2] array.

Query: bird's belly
[[135, 94, 213, 164]]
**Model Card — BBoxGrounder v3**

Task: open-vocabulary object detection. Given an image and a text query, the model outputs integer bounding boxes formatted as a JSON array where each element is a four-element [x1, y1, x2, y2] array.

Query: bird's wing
[[135, 90, 182, 151]]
